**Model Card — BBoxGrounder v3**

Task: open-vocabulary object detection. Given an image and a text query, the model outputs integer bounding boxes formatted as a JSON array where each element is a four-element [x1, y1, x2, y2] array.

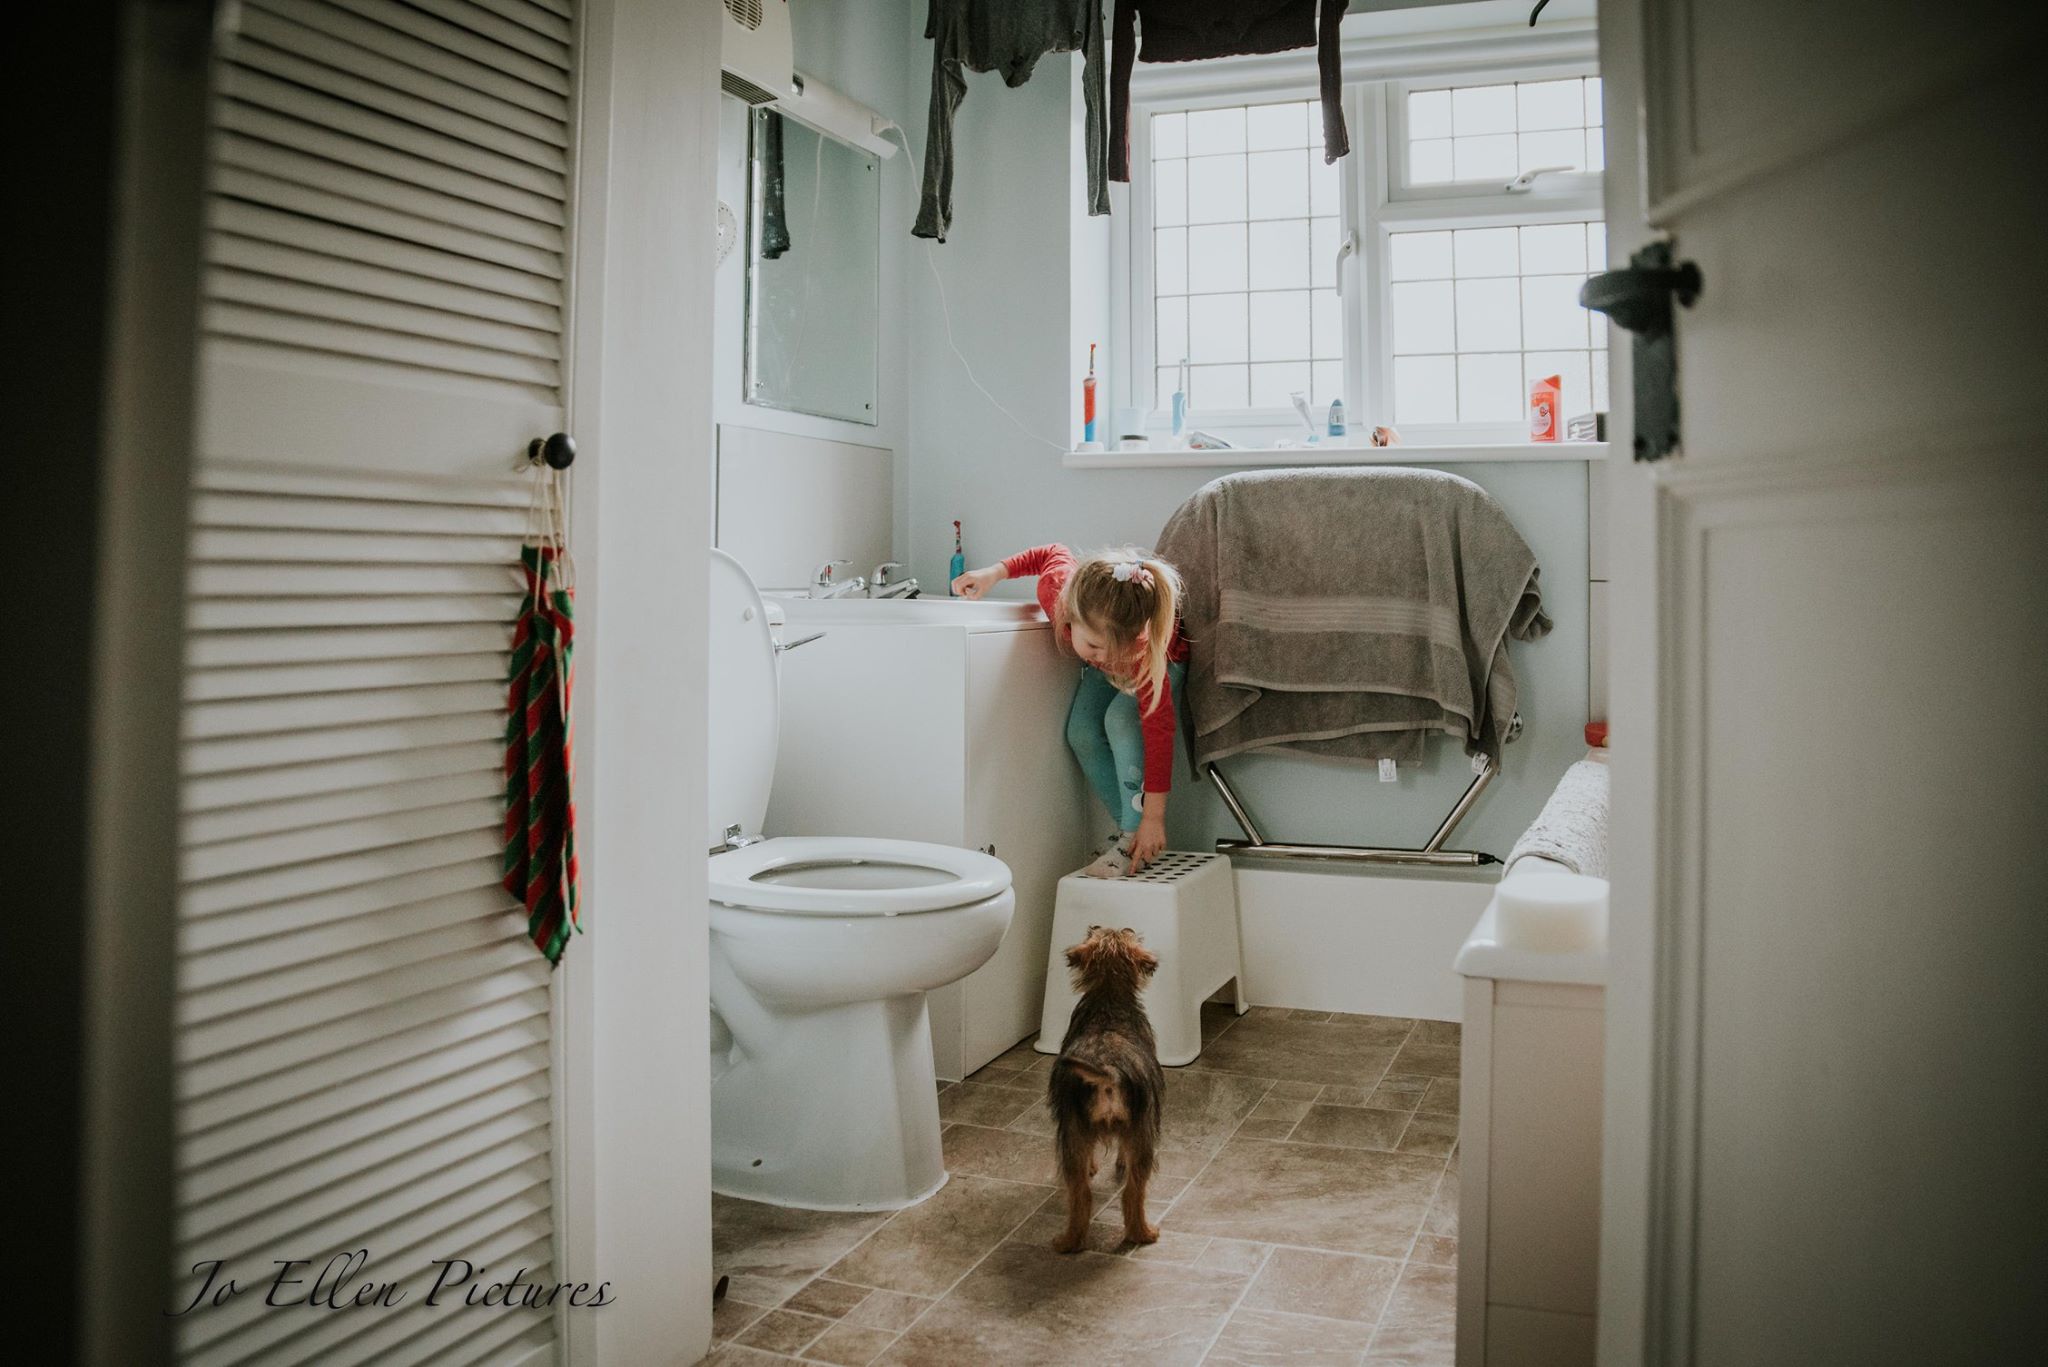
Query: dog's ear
[[1128, 940, 1160, 981], [1064, 936, 1097, 974]]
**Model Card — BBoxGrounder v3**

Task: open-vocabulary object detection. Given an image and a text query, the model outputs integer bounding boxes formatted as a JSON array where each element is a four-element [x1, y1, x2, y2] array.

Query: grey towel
[[1156, 467, 1551, 768], [1506, 758, 1610, 878]]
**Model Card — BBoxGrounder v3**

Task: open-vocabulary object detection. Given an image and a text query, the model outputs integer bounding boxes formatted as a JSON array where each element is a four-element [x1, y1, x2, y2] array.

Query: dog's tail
[[1049, 1055, 1153, 1134]]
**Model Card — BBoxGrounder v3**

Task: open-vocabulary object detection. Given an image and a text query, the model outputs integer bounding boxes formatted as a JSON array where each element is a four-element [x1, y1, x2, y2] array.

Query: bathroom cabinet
[[767, 605, 1097, 1080], [1453, 858, 1606, 1366]]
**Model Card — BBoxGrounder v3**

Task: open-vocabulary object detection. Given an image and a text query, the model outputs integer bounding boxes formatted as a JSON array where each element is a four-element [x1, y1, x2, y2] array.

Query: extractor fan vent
[[720, 0, 792, 105]]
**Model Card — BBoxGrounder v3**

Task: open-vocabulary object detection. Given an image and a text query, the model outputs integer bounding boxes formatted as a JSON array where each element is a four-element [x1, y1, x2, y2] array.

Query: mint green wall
[[901, 49, 1593, 862]]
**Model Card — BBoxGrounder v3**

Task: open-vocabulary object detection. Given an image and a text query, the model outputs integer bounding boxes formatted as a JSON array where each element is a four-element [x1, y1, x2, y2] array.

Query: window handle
[[1505, 164, 1576, 193], [1333, 229, 1358, 296]]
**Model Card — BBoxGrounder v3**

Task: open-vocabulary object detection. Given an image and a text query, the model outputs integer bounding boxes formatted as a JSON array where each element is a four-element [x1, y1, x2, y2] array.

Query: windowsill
[[1062, 441, 1609, 469]]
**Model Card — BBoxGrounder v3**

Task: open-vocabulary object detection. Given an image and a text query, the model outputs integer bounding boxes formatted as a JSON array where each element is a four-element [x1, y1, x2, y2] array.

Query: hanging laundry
[[916, 0, 1109, 242], [1109, 0, 1351, 182], [504, 475, 581, 967]]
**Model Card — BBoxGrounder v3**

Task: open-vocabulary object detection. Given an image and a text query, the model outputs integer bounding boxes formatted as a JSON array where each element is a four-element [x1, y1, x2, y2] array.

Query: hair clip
[[1111, 561, 1152, 587]]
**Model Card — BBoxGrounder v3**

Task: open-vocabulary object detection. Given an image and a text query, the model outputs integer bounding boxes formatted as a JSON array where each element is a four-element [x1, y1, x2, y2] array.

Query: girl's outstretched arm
[[951, 562, 1006, 598]]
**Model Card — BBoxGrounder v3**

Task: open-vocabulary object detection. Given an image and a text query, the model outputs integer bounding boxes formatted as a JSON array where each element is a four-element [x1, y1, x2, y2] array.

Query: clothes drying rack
[[1205, 756, 1500, 868]]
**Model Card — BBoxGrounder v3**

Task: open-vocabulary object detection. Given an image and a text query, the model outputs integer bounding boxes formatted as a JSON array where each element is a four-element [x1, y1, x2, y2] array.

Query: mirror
[[745, 109, 880, 425]]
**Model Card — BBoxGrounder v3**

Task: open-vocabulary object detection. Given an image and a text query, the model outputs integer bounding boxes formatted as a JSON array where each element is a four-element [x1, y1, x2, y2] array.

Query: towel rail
[[1207, 760, 1501, 868]]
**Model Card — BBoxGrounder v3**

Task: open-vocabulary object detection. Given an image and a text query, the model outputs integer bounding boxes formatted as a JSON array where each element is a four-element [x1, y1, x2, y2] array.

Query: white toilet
[[706, 550, 1015, 1211]]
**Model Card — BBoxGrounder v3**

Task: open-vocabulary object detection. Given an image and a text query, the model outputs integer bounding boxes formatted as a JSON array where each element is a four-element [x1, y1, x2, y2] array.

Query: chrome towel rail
[[1206, 760, 1500, 868]]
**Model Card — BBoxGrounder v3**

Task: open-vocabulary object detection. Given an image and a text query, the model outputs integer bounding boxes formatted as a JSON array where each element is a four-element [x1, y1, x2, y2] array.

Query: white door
[[176, 3, 577, 1363], [1598, 3, 2046, 1364]]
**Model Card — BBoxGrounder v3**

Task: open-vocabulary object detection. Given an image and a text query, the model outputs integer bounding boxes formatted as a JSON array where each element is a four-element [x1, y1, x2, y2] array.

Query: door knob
[[1580, 248, 1701, 339], [527, 432, 577, 469], [1580, 241, 1701, 462]]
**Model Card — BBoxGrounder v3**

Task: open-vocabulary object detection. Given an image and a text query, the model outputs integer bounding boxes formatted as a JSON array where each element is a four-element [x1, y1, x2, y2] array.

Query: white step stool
[[1034, 851, 1246, 1067]]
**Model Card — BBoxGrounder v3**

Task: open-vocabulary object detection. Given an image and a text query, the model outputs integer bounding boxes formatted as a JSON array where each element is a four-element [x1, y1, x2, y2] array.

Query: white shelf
[[1062, 442, 1609, 470]]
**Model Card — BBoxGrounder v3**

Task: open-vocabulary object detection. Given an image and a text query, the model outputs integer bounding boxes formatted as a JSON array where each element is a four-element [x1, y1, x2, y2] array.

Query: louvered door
[[176, 3, 576, 1364]]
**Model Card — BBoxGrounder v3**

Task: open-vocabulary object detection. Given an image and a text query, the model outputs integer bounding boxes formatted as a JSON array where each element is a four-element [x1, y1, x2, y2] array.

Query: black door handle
[[1580, 242, 1701, 461], [1580, 246, 1700, 338], [527, 432, 577, 469]]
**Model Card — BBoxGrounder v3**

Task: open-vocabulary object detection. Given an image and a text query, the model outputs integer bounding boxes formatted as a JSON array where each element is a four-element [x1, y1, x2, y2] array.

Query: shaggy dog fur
[[1046, 926, 1166, 1252]]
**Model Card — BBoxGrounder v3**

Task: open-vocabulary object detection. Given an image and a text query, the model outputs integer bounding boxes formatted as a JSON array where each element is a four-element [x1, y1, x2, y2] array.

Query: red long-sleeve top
[[1002, 544, 1188, 794]]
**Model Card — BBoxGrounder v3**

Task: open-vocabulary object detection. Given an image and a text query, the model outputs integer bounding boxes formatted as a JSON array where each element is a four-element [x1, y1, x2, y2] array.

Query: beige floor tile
[[713, 1196, 892, 1306], [1421, 1167, 1459, 1237], [1282, 1009, 1335, 1022], [1235, 1094, 1310, 1140], [1365, 1075, 1432, 1111], [1268, 1080, 1325, 1101], [712, 1296, 770, 1342], [941, 1123, 1059, 1186], [784, 1278, 872, 1319], [736, 1308, 834, 1355], [824, 1174, 1045, 1297], [1169, 1138, 1445, 1258], [1386, 1042, 1460, 1079], [1325, 1013, 1419, 1043], [1408, 1234, 1457, 1266], [1189, 1014, 1402, 1089], [701, 1345, 796, 1367], [1290, 1104, 1410, 1152], [1205, 1306, 1379, 1366], [1364, 1262, 1457, 1364], [1409, 1020, 1462, 1046], [844, 1290, 933, 1332], [1417, 1078, 1460, 1116], [938, 1080, 1041, 1128], [1316, 1086, 1377, 1109], [1201, 1001, 1247, 1043], [1242, 1246, 1402, 1323], [802, 1320, 900, 1366], [1195, 1238, 1274, 1276], [1127, 1229, 1214, 1264], [876, 1244, 1244, 1366], [1148, 1068, 1274, 1163], [1396, 1114, 1459, 1158]]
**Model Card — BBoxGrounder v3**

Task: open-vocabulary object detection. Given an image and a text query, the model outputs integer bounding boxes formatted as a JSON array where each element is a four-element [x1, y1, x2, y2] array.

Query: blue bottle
[[1327, 398, 1347, 438]]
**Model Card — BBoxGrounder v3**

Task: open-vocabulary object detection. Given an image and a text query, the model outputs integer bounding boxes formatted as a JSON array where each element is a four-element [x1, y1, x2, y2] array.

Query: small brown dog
[[1047, 925, 1166, 1253]]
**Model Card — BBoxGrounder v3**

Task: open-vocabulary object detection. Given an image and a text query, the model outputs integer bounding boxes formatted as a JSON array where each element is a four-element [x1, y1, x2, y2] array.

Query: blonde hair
[[1058, 548, 1183, 707]]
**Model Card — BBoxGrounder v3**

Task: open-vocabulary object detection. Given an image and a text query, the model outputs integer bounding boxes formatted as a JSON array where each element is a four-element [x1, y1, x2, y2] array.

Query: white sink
[[766, 592, 1045, 628]]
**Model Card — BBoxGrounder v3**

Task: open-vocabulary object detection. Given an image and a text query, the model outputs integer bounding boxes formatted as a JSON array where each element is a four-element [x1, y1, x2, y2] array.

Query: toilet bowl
[[706, 551, 1015, 1211]]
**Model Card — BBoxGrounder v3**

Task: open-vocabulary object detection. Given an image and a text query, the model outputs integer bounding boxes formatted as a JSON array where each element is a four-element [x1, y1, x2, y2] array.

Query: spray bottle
[[948, 520, 965, 595]]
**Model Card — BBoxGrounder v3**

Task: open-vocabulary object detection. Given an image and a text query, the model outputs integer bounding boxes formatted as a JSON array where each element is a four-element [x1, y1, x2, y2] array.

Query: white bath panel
[[1233, 865, 1495, 1021]]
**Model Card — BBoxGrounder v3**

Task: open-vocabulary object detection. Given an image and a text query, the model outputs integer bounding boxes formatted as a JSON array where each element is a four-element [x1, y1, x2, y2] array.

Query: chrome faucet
[[870, 561, 920, 599], [810, 559, 866, 600]]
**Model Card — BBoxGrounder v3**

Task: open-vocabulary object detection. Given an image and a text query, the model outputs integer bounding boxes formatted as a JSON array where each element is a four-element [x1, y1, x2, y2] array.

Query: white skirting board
[[1232, 865, 1495, 1022]]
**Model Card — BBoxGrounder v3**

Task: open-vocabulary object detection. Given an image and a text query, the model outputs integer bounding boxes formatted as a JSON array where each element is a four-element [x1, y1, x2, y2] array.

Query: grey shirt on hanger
[[916, 0, 1110, 242]]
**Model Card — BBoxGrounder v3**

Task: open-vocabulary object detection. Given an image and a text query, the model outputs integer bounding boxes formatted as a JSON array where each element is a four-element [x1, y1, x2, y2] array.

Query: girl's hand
[[951, 563, 1007, 599], [1128, 815, 1167, 875]]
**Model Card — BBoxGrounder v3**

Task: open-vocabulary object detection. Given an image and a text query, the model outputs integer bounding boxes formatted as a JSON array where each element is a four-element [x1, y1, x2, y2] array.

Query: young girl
[[953, 545, 1188, 877]]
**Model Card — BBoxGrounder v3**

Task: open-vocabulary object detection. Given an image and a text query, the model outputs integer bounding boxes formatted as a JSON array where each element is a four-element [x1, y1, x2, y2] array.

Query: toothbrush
[[1083, 343, 1098, 445], [949, 520, 965, 596], [1171, 357, 1188, 439]]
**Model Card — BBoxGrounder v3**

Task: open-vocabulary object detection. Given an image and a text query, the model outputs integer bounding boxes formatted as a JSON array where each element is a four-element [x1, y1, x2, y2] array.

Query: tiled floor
[[704, 1005, 1462, 1366]]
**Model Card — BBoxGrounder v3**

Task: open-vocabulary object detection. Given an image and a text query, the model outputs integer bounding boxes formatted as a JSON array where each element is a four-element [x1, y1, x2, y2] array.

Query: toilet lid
[[709, 836, 1012, 916], [706, 549, 779, 847]]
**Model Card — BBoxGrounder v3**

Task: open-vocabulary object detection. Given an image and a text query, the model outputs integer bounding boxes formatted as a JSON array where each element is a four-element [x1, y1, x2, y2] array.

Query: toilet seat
[[710, 835, 1011, 916]]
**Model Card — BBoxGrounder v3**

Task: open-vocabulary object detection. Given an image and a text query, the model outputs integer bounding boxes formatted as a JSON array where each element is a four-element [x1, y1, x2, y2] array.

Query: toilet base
[[711, 992, 952, 1211]]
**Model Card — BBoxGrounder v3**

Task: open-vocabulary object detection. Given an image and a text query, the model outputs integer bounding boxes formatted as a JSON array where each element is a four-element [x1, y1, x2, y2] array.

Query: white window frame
[[1114, 52, 1604, 446]]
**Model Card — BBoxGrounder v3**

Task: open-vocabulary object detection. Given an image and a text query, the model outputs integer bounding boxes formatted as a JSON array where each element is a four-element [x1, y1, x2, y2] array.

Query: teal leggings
[[1065, 662, 1186, 833]]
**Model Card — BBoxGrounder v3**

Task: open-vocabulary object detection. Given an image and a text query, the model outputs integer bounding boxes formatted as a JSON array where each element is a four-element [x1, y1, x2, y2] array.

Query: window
[[1402, 76, 1604, 187], [1388, 220, 1608, 427], [1123, 56, 1607, 443], [1149, 101, 1344, 413]]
